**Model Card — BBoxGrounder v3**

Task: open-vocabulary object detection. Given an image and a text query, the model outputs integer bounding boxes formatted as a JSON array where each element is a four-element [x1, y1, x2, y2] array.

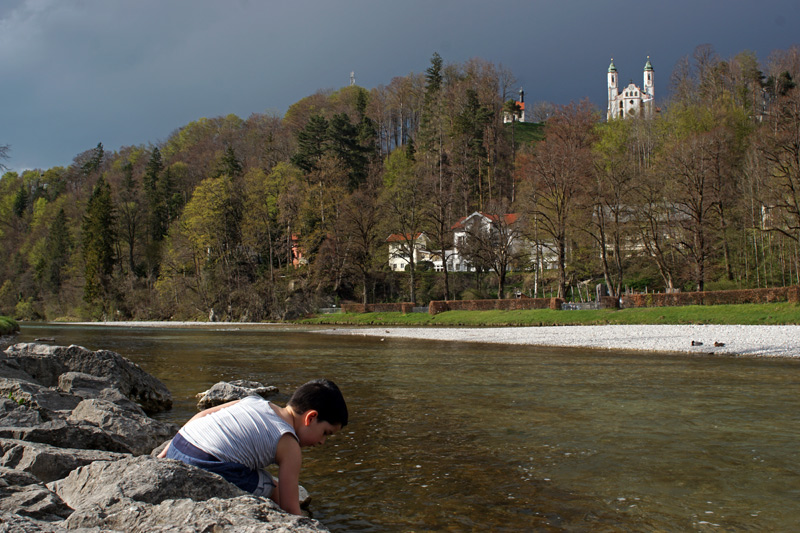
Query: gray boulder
[[0, 377, 81, 415], [57, 371, 143, 412], [0, 438, 129, 483], [67, 399, 178, 455], [0, 419, 134, 454], [0, 397, 46, 427], [196, 379, 280, 409], [3, 343, 172, 414], [0, 466, 72, 522], [49, 456, 327, 532]]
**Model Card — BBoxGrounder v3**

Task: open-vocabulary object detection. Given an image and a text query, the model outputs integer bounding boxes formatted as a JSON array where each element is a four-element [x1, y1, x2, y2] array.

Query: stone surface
[[50, 456, 328, 532], [196, 379, 280, 409], [3, 343, 172, 414], [0, 419, 134, 454], [0, 466, 72, 522], [0, 438, 129, 483], [67, 399, 178, 456]]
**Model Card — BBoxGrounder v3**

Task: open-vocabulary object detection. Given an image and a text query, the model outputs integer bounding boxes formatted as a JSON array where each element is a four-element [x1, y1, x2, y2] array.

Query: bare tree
[[461, 206, 525, 299], [516, 100, 597, 297]]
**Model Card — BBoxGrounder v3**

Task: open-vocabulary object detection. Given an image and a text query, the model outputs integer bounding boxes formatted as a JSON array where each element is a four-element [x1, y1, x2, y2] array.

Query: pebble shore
[[324, 324, 800, 358], [67, 321, 800, 358]]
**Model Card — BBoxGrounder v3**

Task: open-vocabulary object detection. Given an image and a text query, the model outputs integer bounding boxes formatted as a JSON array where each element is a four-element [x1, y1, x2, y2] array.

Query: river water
[[16, 323, 800, 532]]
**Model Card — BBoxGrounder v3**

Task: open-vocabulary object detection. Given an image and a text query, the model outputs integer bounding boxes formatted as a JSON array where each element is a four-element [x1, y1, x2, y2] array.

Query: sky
[[1, 0, 798, 173]]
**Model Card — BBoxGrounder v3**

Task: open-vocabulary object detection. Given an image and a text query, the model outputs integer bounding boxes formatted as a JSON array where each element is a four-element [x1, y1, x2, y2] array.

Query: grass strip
[[297, 302, 800, 327]]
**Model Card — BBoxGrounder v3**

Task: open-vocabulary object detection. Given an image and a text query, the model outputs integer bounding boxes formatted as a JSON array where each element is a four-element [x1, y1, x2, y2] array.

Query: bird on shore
[[691, 340, 703, 346], [714, 341, 725, 347]]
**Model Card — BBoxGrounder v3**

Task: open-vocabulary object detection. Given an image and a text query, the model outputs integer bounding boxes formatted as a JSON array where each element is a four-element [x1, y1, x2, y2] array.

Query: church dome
[[644, 56, 653, 71], [608, 59, 617, 73]]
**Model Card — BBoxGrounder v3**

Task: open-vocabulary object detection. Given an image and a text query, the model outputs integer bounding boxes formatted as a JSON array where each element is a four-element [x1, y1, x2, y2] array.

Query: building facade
[[607, 57, 654, 120]]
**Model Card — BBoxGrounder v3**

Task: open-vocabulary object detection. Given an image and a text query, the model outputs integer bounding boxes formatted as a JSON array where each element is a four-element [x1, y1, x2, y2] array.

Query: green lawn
[[298, 302, 800, 327], [0, 316, 20, 335]]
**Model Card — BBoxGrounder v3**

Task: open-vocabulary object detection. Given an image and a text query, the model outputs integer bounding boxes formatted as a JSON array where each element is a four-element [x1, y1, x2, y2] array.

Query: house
[[386, 232, 435, 271]]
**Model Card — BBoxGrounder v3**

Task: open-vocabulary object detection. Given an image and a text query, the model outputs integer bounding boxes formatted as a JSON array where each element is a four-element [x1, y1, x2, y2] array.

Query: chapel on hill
[[607, 57, 654, 120]]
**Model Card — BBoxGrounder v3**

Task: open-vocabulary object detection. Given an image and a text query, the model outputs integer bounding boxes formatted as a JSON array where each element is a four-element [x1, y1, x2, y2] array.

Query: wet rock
[[3, 343, 172, 414], [67, 399, 178, 456], [0, 466, 72, 522], [196, 379, 280, 409], [0, 438, 129, 483]]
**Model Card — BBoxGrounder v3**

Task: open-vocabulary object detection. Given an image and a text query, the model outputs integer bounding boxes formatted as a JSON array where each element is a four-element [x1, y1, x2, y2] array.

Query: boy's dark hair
[[288, 379, 348, 427]]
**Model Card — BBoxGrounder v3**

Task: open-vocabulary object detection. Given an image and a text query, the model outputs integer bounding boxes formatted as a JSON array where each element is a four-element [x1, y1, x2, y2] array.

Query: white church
[[607, 57, 654, 120]]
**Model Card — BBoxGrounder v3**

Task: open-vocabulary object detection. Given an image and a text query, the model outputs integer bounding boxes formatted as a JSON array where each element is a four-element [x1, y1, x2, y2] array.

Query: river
[[16, 323, 800, 531]]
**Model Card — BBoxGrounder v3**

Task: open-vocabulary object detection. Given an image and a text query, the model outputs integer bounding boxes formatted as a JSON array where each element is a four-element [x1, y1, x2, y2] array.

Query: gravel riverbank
[[322, 324, 800, 358], [38, 321, 800, 358]]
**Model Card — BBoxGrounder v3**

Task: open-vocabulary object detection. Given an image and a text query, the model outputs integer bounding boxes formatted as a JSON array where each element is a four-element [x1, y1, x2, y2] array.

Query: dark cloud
[[1, 0, 799, 172]]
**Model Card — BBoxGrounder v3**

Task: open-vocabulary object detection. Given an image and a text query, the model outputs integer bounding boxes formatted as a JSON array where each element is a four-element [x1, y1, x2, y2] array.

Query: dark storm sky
[[1, 0, 798, 172]]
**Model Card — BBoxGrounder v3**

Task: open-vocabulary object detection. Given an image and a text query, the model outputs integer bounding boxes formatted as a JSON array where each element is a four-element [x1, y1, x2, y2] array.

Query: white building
[[503, 88, 527, 124], [387, 232, 435, 271], [607, 57, 654, 120]]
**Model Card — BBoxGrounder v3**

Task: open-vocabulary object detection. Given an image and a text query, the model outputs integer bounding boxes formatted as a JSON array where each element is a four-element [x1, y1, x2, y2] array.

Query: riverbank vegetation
[[1, 45, 800, 322], [299, 302, 800, 326], [0, 316, 19, 335]]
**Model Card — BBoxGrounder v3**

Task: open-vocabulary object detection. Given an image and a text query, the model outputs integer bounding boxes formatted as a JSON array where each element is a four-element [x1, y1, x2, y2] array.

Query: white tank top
[[180, 395, 298, 470]]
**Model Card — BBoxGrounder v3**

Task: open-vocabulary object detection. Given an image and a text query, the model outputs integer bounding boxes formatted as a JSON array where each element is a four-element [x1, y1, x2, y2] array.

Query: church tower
[[607, 59, 619, 120], [643, 56, 654, 98]]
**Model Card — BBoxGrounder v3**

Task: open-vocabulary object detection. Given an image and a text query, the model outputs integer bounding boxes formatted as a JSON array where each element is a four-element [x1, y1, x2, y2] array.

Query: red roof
[[452, 212, 519, 230], [386, 232, 424, 242]]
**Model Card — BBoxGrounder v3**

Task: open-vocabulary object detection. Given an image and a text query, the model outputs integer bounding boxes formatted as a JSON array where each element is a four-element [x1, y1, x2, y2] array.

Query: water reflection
[[15, 324, 800, 532]]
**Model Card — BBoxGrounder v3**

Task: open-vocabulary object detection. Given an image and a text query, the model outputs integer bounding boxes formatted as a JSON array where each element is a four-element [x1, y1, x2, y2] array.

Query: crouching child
[[158, 378, 348, 515]]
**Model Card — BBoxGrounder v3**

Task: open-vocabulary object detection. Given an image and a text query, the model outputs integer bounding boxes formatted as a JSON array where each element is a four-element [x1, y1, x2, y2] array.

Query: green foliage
[[81, 176, 116, 306], [0, 315, 19, 335]]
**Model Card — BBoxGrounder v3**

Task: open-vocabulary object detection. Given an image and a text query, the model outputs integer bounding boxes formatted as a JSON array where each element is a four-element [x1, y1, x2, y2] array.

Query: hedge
[[428, 297, 564, 315], [621, 285, 800, 308], [341, 302, 415, 314]]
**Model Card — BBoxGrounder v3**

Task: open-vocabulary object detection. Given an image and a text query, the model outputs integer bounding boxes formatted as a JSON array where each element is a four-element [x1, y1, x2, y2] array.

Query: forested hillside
[[1, 47, 799, 321]]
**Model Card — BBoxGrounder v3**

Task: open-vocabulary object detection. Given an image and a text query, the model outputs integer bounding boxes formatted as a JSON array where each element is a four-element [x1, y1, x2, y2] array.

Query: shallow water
[[17, 324, 800, 531]]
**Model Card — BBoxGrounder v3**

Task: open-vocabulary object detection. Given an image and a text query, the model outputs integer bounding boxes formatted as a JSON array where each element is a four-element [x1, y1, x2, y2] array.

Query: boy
[[158, 378, 348, 515]]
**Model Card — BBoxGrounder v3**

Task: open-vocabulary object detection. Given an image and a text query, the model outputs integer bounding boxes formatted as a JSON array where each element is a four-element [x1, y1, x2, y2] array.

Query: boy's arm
[[274, 434, 302, 515]]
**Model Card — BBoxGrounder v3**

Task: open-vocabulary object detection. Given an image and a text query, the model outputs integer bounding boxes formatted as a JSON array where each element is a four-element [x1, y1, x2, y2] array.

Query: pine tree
[[81, 176, 116, 306], [45, 208, 72, 293]]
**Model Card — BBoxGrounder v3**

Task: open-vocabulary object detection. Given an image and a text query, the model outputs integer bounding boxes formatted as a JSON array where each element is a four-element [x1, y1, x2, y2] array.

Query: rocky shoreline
[[0, 342, 327, 532]]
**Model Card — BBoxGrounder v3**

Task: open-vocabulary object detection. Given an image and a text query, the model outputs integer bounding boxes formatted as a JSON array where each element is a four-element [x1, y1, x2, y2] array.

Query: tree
[[382, 148, 426, 304], [0, 144, 9, 171], [43, 208, 73, 293], [517, 100, 597, 298], [81, 175, 116, 309], [461, 207, 524, 299]]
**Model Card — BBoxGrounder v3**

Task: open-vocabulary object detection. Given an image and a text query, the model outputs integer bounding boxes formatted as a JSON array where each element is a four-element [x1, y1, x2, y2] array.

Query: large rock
[[0, 466, 72, 522], [3, 343, 172, 414], [0, 419, 133, 454], [57, 371, 143, 412], [196, 379, 280, 409], [64, 495, 327, 532], [49, 456, 327, 532], [0, 378, 81, 415], [0, 438, 129, 483], [67, 399, 178, 456]]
